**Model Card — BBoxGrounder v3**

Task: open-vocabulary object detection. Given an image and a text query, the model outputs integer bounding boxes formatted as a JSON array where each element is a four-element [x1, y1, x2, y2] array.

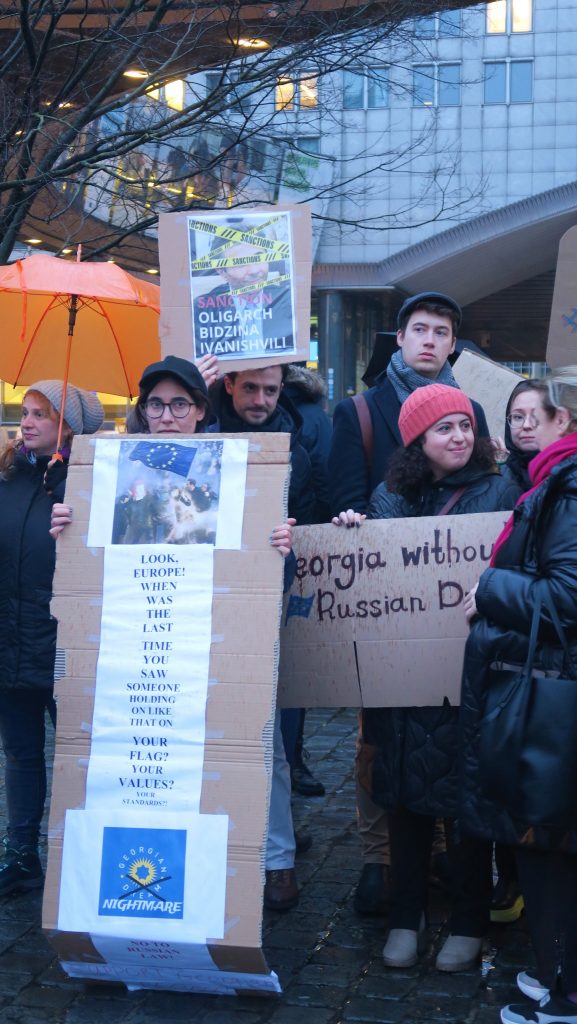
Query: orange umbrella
[[0, 253, 161, 399]]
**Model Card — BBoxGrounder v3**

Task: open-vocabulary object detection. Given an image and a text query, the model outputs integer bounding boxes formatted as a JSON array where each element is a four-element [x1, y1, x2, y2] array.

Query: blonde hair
[[0, 389, 72, 476], [543, 367, 577, 430]]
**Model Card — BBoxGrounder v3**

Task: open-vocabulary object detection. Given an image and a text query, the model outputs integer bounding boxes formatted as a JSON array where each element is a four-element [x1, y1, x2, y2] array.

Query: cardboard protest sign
[[452, 349, 522, 439], [277, 513, 508, 708], [547, 225, 577, 367], [159, 205, 311, 371], [44, 432, 291, 996]]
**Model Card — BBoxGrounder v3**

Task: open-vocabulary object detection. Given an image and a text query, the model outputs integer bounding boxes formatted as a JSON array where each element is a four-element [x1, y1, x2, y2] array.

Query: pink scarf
[[490, 433, 577, 566]]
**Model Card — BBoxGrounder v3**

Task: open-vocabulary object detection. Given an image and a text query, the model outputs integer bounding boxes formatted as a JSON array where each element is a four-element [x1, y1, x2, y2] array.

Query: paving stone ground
[[0, 707, 535, 1024]]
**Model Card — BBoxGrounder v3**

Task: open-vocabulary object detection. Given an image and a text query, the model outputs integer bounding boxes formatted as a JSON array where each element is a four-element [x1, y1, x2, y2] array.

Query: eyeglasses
[[506, 412, 539, 429], [144, 398, 196, 419]]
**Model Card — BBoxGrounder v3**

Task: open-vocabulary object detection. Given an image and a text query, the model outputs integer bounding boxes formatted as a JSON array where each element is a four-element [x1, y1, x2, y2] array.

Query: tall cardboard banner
[[45, 433, 291, 995], [547, 225, 577, 367], [159, 205, 311, 371], [277, 513, 508, 708]]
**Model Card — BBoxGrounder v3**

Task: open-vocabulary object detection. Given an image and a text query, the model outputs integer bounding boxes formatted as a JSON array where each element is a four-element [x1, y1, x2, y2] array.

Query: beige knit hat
[[27, 381, 104, 435]]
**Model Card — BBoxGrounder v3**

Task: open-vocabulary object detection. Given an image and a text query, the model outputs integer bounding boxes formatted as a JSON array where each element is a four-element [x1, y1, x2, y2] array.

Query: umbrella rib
[[93, 297, 134, 397], [12, 294, 70, 382]]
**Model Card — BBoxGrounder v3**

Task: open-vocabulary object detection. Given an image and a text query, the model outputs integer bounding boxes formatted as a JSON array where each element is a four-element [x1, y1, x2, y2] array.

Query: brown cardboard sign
[[277, 513, 508, 709], [452, 349, 522, 439], [44, 433, 290, 995], [547, 225, 577, 367], [159, 205, 311, 371]]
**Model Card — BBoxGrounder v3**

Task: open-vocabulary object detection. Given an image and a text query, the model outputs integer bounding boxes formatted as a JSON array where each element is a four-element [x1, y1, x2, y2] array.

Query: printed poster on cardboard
[[188, 211, 296, 362]]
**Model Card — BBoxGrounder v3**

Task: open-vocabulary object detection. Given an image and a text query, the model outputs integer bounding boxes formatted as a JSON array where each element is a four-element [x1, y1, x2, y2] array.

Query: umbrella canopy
[[0, 254, 161, 398]]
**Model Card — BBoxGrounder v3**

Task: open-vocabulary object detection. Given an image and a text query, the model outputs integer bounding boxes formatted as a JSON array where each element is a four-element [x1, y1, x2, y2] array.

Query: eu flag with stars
[[285, 593, 315, 626], [129, 442, 197, 478]]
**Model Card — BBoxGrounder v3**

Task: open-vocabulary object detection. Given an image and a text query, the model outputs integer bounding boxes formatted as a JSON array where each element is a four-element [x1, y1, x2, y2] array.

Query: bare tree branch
[[0, 0, 484, 264]]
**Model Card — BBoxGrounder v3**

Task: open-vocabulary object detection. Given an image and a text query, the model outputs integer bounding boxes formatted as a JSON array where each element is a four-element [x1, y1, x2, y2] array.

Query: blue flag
[[285, 593, 315, 625], [129, 442, 197, 478]]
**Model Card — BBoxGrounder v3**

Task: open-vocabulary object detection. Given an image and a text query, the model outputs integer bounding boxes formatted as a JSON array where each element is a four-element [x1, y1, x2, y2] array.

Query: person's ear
[[557, 406, 572, 433], [223, 375, 234, 396], [449, 335, 457, 355], [396, 329, 404, 349]]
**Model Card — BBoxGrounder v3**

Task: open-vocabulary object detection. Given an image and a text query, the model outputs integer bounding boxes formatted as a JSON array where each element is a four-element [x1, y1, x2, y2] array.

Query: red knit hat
[[398, 384, 475, 446]]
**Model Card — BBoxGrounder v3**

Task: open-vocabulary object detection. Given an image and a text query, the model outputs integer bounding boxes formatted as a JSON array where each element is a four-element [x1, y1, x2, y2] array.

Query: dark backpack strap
[[352, 393, 374, 468], [438, 485, 468, 516]]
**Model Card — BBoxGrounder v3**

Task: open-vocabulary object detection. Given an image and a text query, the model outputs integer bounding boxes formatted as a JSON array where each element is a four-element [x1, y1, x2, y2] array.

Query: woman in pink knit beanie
[[334, 382, 520, 975]]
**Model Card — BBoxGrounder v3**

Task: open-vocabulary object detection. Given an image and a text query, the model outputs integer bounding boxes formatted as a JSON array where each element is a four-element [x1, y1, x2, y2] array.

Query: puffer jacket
[[364, 461, 521, 817], [460, 454, 577, 852], [0, 451, 65, 690], [283, 366, 332, 523]]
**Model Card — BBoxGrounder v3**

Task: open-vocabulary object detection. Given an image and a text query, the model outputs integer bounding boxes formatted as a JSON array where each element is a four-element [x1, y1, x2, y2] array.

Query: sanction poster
[[188, 211, 296, 361]]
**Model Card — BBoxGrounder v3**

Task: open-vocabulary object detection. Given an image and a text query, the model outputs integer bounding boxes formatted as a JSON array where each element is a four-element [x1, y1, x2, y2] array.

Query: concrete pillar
[[318, 290, 345, 413]]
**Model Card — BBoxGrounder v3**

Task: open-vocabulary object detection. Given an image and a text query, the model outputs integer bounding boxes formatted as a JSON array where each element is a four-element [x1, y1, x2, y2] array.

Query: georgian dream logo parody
[[99, 827, 187, 919]]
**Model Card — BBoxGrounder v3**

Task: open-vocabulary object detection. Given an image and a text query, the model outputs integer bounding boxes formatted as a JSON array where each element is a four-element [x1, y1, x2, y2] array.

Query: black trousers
[[388, 807, 492, 935], [0, 690, 56, 848], [516, 845, 577, 993]]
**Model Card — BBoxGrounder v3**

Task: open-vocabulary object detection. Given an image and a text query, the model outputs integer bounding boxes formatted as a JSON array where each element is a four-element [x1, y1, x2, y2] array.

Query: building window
[[412, 10, 461, 37], [413, 63, 461, 107], [147, 79, 185, 111], [486, 0, 532, 34], [205, 71, 253, 114], [413, 14, 436, 36], [438, 9, 462, 35], [295, 136, 320, 154], [275, 75, 318, 111], [484, 59, 533, 103], [343, 68, 388, 109]]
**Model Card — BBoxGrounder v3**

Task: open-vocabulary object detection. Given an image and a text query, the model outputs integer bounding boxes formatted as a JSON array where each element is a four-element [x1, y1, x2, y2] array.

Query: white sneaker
[[516, 971, 548, 1002], [501, 992, 577, 1023]]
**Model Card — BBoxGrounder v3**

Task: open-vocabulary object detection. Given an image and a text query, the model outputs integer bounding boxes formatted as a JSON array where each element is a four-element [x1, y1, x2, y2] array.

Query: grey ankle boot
[[435, 934, 483, 972], [383, 917, 427, 968]]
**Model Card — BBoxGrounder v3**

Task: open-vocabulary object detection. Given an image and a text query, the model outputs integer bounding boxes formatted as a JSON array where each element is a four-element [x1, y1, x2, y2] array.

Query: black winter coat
[[0, 451, 65, 691], [283, 366, 332, 523], [460, 454, 577, 852], [208, 381, 317, 525], [328, 372, 490, 516], [364, 462, 521, 817]]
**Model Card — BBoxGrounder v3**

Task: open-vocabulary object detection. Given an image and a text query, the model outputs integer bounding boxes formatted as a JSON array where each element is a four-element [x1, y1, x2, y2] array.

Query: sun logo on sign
[[127, 857, 157, 888]]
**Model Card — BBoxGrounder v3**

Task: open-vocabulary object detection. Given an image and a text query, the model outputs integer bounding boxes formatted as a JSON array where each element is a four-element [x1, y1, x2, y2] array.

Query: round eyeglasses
[[144, 398, 196, 419], [506, 411, 539, 429]]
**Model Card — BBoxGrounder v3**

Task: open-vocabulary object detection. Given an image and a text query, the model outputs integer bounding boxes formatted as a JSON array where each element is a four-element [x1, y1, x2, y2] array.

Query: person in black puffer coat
[[283, 364, 332, 524], [489, 379, 543, 926], [460, 370, 577, 1024], [281, 365, 333, 796], [334, 383, 520, 975], [0, 381, 103, 896]]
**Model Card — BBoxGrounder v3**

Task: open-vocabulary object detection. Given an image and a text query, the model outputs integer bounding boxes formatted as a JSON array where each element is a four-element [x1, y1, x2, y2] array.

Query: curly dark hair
[[385, 435, 497, 501]]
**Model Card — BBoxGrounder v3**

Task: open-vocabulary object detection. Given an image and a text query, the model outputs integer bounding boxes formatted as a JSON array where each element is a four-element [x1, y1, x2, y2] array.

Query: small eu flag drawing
[[129, 441, 197, 478], [285, 593, 315, 625]]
